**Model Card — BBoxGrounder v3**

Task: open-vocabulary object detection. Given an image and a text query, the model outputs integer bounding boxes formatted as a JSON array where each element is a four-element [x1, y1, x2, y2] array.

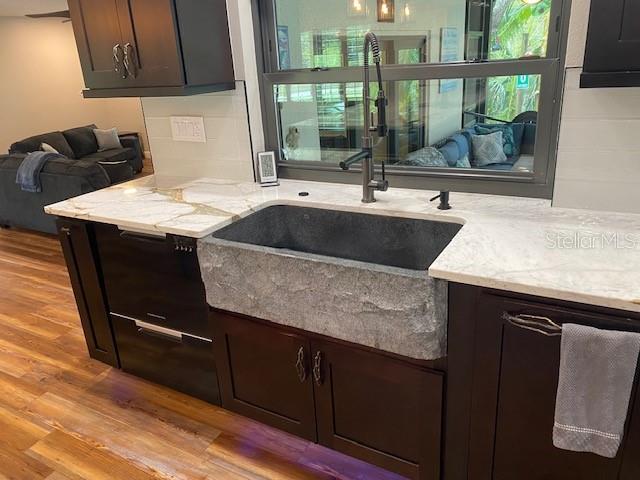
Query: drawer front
[[112, 315, 220, 405], [94, 223, 209, 338]]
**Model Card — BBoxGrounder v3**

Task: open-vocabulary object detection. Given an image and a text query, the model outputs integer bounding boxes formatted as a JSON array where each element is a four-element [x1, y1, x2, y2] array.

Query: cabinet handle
[[295, 346, 307, 382], [60, 226, 71, 236], [113, 44, 126, 78], [503, 312, 562, 337], [313, 351, 323, 385], [119, 230, 166, 244], [123, 43, 138, 79]]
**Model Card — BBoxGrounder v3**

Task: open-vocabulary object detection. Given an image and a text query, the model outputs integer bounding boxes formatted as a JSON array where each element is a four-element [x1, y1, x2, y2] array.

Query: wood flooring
[[0, 227, 403, 480]]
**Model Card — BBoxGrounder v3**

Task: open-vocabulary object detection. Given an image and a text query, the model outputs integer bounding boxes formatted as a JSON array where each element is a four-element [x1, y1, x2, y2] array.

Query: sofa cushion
[[448, 133, 470, 159], [438, 141, 460, 167], [83, 148, 134, 164], [401, 147, 447, 167], [9, 132, 76, 159], [0, 154, 110, 190], [63, 125, 98, 158], [96, 162, 134, 184]]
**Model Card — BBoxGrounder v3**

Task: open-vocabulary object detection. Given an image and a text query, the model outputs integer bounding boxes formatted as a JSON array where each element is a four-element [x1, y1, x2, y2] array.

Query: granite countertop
[[45, 175, 640, 313]]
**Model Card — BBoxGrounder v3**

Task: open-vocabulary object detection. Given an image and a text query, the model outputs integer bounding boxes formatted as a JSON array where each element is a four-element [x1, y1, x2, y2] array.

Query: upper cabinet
[[68, 0, 235, 97], [581, 0, 640, 88]]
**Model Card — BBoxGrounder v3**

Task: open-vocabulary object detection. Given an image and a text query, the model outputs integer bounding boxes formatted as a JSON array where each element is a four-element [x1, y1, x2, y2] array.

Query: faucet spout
[[353, 32, 388, 203]]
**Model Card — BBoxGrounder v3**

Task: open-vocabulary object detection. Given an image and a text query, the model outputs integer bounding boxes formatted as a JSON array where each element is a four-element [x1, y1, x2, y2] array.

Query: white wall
[[552, 0, 640, 214], [0, 17, 148, 153]]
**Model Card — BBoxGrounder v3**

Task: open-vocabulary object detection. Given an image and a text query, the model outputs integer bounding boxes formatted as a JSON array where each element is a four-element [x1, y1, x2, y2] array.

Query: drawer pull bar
[[121, 317, 212, 343], [503, 312, 562, 337], [136, 321, 183, 343], [295, 347, 307, 383]]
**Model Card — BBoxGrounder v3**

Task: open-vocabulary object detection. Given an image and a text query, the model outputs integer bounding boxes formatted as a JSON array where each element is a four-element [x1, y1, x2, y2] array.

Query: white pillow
[[41, 142, 60, 154], [93, 128, 122, 151], [471, 131, 507, 167]]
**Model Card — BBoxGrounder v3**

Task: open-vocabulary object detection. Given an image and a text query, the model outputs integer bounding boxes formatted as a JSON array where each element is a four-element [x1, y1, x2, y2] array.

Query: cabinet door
[[311, 339, 443, 480], [68, 0, 126, 89], [116, 0, 184, 87], [57, 219, 119, 367], [584, 0, 640, 74], [464, 291, 640, 479], [211, 311, 317, 441]]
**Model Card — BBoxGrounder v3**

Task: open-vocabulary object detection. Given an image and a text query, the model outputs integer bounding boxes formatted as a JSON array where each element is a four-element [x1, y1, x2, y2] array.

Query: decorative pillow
[[471, 131, 507, 166], [455, 154, 471, 168], [402, 147, 448, 167], [475, 124, 518, 157], [93, 128, 122, 151], [41, 143, 60, 154]]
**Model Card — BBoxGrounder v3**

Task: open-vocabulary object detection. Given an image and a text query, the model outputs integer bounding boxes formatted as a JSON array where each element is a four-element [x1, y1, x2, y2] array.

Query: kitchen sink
[[198, 204, 462, 361], [212, 205, 462, 271]]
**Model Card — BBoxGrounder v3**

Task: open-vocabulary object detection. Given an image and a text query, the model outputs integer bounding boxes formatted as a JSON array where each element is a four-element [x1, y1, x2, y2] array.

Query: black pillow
[[62, 125, 99, 158], [9, 131, 76, 158]]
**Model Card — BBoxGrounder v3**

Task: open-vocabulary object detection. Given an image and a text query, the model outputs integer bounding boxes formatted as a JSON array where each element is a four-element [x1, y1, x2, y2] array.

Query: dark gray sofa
[[0, 125, 142, 234]]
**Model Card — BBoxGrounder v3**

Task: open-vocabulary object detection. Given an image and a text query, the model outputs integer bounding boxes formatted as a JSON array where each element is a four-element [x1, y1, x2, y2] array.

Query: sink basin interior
[[212, 205, 461, 270]]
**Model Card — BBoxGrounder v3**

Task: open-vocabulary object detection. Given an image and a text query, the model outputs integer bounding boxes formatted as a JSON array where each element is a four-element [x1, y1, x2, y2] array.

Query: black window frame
[[252, 0, 572, 198]]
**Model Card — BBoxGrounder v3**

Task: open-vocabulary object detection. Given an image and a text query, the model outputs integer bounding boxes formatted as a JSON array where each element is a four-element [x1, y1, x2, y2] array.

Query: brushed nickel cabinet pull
[[503, 312, 562, 337], [123, 43, 137, 78], [113, 43, 126, 78], [313, 351, 323, 385], [295, 346, 307, 382]]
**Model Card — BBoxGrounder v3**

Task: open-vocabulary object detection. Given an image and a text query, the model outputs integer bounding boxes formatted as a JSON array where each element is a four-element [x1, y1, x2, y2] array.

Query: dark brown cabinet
[[212, 310, 444, 480], [446, 284, 640, 480], [56, 219, 119, 367], [312, 339, 443, 480], [93, 223, 209, 339], [581, 0, 640, 87], [68, 0, 235, 97]]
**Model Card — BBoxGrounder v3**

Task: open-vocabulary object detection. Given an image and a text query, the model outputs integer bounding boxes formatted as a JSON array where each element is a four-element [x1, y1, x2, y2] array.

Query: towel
[[15, 151, 64, 193], [553, 323, 640, 458]]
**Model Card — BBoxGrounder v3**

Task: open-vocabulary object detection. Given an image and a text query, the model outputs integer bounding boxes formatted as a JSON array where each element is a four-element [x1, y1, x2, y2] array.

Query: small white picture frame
[[257, 151, 279, 186]]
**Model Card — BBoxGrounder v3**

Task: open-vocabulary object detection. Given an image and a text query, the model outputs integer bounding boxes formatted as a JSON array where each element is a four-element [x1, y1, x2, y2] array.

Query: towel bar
[[503, 312, 563, 337]]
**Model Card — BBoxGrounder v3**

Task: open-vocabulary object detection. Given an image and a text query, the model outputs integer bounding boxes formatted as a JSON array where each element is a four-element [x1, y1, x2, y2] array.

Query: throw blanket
[[15, 151, 64, 193]]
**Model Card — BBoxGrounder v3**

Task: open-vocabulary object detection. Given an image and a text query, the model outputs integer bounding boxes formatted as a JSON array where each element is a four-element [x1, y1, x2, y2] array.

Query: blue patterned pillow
[[402, 147, 448, 167], [475, 124, 518, 157], [471, 132, 507, 166]]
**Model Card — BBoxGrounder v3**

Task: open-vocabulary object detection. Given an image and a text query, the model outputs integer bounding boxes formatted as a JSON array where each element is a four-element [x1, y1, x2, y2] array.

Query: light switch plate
[[170, 116, 207, 143]]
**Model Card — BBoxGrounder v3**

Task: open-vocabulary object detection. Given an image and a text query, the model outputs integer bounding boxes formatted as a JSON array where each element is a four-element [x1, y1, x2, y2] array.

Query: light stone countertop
[[45, 175, 640, 313]]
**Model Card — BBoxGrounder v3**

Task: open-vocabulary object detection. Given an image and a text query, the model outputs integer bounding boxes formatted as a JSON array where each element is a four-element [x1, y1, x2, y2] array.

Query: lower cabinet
[[212, 310, 444, 480], [57, 219, 119, 367], [446, 284, 640, 480], [112, 314, 220, 405]]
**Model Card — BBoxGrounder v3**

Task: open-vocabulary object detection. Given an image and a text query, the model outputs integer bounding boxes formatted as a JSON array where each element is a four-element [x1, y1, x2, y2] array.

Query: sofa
[[0, 125, 142, 234], [398, 121, 537, 172]]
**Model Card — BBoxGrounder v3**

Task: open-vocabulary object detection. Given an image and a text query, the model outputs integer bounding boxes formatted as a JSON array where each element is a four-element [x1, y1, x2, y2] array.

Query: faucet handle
[[378, 161, 389, 192]]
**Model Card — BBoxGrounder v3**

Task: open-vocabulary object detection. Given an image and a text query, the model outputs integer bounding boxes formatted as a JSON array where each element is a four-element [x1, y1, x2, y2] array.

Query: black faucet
[[339, 32, 389, 203], [430, 191, 451, 210]]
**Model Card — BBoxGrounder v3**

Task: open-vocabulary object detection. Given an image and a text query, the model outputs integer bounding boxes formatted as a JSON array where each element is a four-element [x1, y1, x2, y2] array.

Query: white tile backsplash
[[553, 68, 640, 214], [141, 82, 255, 181]]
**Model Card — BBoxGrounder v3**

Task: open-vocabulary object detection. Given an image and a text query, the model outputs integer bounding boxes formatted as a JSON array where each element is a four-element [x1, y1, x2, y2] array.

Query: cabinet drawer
[[94, 223, 209, 338], [112, 315, 220, 405]]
